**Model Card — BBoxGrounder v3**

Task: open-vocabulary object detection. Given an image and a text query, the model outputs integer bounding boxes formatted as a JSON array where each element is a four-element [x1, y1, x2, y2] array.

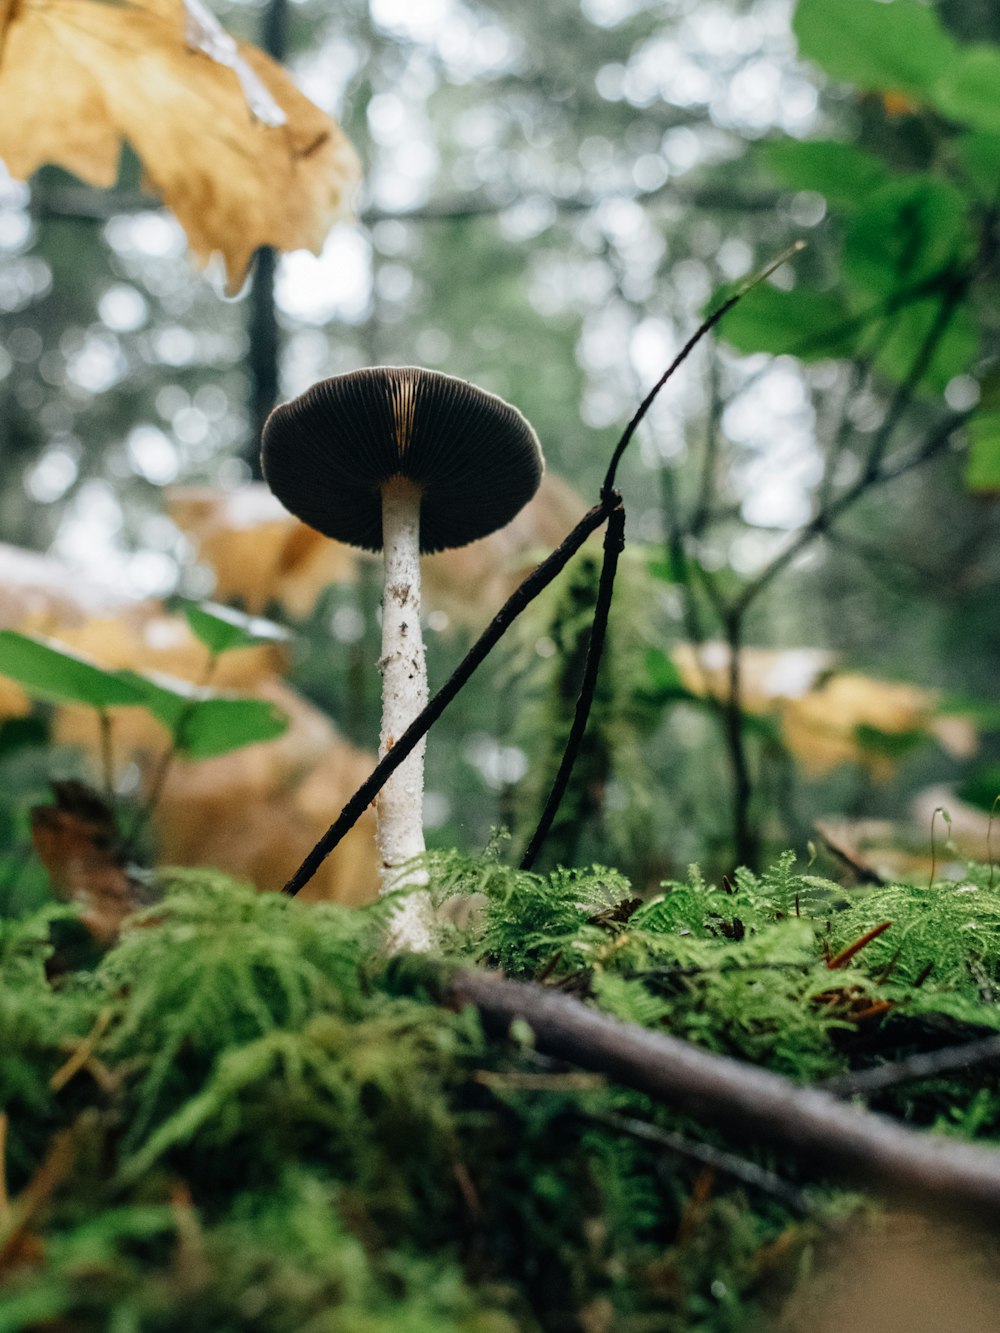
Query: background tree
[[0, 0, 997, 888]]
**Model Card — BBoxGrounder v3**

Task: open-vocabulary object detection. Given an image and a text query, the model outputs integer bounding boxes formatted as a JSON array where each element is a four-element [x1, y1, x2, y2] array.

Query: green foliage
[[707, 284, 854, 362], [0, 631, 146, 710], [505, 551, 657, 871], [957, 762, 1000, 811], [117, 670, 288, 759], [793, 0, 958, 97], [7, 855, 1000, 1327], [934, 42, 1000, 132], [0, 626, 289, 763], [842, 178, 972, 294], [99, 872, 383, 1146], [181, 601, 291, 655], [830, 867, 1000, 1000], [0, 904, 101, 1177], [719, 0, 1000, 472], [762, 140, 892, 209], [965, 412, 1000, 489]]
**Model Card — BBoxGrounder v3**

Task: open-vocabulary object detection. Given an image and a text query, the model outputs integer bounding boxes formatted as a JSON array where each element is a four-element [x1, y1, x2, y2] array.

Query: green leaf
[[939, 692, 1000, 730], [715, 284, 854, 361], [843, 178, 973, 297], [956, 130, 1000, 203], [0, 631, 147, 710], [854, 722, 926, 760], [0, 715, 49, 760], [644, 649, 696, 702], [181, 601, 291, 655], [117, 670, 288, 759], [644, 554, 678, 584], [762, 139, 892, 210], [181, 697, 290, 759], [793, 0, 957, 97], [965, 411, 1000, 491], [870, 297, 978, 394], [958, 763, 1000, 812], [935, 45, 1000, 134]]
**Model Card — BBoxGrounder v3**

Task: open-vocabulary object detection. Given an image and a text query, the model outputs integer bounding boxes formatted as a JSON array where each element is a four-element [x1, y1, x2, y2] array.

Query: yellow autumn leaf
[[672, 642, 834, 715], [169, 473, 589, 624], [154, 678, 379, 905], [0, 0, 361, 289], [670, 644, 977, 781], [0, 674, 30, 719], [167, 484, 358, 616], [781, 673, 939, 779]]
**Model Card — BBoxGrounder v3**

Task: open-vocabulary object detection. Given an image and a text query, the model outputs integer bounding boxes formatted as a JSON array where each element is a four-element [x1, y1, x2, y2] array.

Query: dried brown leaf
[[167, 484, 357, 615], [30, 780, 138, 947], [0, 0, 361, 289]]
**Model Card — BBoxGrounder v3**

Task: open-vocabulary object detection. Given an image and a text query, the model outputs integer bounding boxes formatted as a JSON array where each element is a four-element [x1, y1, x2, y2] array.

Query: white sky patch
[[367, 139, 440, 211], [629, 316, 675, 384], [0, 256, 51, 312], [292, 36, 363, 115], [98, 284, 148, 333], [127, 425, 180, 485], [126, 549, 177, 596], [723, 363, 822, 530], [0, 209, 31, 251], [52, 480, 124, 577], [276, 227, 372, 326], [24, 441, 80, 504], [581, 0, 657, 27], [499, 196, 558, 242], [105, 211, 186, 262], [462, 732, 529, 789], [65, 330, 127, 394], [370, 0, 455, 42]]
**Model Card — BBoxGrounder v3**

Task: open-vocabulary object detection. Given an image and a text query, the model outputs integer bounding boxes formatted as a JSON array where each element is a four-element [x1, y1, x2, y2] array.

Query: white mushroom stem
[[377, 476, 433, 951]]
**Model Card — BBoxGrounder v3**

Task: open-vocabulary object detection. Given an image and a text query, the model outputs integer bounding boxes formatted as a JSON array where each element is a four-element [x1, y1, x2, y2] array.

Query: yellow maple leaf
[[781, 673, 939, 779], [0, 0, 361, 289]]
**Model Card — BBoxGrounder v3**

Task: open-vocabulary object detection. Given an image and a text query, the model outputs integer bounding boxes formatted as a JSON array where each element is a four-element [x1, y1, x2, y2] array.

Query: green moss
[[3, 856, 1000, 1329]]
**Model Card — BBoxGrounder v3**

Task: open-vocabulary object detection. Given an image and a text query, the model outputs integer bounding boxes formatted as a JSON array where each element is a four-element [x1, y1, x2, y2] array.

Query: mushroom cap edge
[[260, 366, 545, 554]]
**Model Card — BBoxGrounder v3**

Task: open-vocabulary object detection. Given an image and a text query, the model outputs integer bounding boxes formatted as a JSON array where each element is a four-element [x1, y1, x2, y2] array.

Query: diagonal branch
[[447, 968, 1000, 1216], [281, 499, 614, 895], [520, 499, 626, 869]]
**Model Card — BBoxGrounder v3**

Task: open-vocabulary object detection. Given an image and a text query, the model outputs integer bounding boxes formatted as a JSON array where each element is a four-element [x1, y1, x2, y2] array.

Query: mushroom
[[261, 366, 544, 949]]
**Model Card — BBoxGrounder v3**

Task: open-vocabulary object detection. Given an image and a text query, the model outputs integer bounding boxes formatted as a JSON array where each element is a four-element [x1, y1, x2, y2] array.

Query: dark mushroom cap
[[260, 367, 544, 554]]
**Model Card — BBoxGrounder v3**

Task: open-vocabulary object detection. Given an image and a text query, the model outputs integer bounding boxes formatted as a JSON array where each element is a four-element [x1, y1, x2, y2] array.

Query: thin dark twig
[[448, 967, 1000, 1215], [578, 1108, 813, 1214], [859, 274, 968, 484], [29, 179, 780, 227], [282, 500, 613, 896], [97, 709, 115, 810], [520, 500, 626, 870], [729, 268, 973, 624], [721, 609, 756, 867], [823, 1035, 1000, 1099], [929, 805, 950, 888], [602, 243, 804, 499], [728, 409, 970, 620], [283, 244, 804, 896], [124, 652, 220, 856]]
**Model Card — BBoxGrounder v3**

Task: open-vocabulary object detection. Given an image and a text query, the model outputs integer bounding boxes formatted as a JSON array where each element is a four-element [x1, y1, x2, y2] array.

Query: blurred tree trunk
[[246, 0, 288, 480]]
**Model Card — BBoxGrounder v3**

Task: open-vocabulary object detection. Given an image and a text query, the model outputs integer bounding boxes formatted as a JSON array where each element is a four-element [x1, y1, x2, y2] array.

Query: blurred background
[[1, 0, 998, 908]]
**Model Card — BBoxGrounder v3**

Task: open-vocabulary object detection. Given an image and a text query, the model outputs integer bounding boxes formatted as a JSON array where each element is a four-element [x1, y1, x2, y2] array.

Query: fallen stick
[[823, 1033, 1000, 1099], [446, 968, 1000, 1217]]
